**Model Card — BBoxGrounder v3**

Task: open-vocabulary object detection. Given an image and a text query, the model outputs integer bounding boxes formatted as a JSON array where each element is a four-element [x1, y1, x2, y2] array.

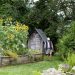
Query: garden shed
[[28, 28, 47, 53]]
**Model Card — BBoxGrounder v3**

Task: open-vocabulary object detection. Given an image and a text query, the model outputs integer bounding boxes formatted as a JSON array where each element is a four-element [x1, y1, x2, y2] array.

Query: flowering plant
[[0, 17, 29, 55]]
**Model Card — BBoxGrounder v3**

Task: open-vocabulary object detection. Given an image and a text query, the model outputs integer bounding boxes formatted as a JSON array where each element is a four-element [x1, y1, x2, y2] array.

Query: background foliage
[[0, 0, 75, 54], [57, 21, 75, 59]]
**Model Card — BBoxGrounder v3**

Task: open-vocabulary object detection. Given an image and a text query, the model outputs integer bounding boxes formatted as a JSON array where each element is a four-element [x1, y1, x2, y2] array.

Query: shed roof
[[35, 28, 47, 43]]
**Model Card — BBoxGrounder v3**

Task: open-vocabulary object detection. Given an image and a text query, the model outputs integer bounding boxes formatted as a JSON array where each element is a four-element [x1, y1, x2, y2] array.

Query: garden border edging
[[0, 54, 43, 66]]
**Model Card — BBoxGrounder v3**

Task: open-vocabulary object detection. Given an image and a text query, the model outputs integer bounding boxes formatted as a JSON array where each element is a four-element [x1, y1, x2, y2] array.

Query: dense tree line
[[0, 0, 75, 47]]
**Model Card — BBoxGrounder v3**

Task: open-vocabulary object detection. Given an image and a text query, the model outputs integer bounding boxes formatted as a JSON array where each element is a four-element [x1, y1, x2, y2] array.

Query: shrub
[[65, 52, 75, 67], [0, 17, 29, 55], [57, 21, 75, 60]]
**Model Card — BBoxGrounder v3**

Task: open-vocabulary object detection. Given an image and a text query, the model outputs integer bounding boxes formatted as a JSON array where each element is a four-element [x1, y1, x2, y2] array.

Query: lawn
[[0, 60, 62, 75]]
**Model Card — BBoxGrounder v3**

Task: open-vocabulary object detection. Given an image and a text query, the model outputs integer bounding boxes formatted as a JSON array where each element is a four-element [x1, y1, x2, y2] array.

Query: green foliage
[[27, 49, 42, 61], [43, 55, 51, 61], [1, 0, 75, 55], [32, 71, 41, 75], [3, 50, 18, 59], [28, 49, 42, 55], [57, 34, 71, 59], [57, 21, 75, 59], [0, 0, 75, 37], [66, 52, 75, 67], [52, 52, 63, 61], [1, 0, 75, 46], [0, 0, 29, 19], [43, 53, 63, 61], [0, 17, 29, 55]]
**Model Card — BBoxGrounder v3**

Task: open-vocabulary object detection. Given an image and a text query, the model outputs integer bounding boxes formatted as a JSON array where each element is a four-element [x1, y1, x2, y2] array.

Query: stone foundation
[[0, 54, 42, 66]]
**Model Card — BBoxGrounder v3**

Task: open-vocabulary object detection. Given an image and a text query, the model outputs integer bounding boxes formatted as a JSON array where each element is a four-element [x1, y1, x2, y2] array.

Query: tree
[[0, 0, 75, 45], [25, 0, 60, 46], [0, 0, 29, 20]]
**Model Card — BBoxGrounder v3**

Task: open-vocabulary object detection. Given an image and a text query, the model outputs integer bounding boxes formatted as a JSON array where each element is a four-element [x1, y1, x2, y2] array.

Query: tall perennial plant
[[0, 17, 29, 55]]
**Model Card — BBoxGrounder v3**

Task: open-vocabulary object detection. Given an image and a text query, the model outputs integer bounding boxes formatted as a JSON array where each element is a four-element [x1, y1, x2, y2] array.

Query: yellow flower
[[14, 22, 29, 32], [25, 26, 29, 30], [15, 26, 20, 31], [14, 22, 21, 31], [22, 25, 29, 31], [7, 33, 15, 40], [16, 21, 20, 26]]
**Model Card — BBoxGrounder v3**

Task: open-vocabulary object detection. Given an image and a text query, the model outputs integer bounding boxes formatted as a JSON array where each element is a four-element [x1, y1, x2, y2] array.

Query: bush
[[0, 17, 29, 55], [57, 21, 75, 60], [65, 52, 75, 67]]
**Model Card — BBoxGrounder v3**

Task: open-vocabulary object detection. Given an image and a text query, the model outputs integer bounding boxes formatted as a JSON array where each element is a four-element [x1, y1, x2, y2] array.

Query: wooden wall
[[28, 33, 43, 51]]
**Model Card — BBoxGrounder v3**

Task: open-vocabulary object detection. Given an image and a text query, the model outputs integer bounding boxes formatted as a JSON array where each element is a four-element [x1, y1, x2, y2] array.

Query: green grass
[[0, 60, 62, 75]]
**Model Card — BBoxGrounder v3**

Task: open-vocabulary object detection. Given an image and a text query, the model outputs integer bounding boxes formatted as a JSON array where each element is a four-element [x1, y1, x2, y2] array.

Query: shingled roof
[[35, 28, 47, 43]]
